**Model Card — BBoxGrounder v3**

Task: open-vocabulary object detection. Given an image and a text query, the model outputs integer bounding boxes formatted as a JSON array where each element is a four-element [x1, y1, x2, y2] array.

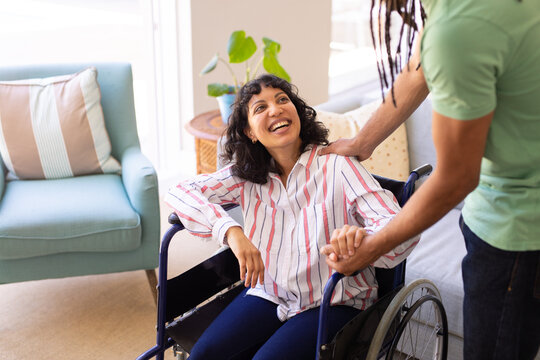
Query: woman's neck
[[277, 158, 297, 185], [269, 144, 302, 187]]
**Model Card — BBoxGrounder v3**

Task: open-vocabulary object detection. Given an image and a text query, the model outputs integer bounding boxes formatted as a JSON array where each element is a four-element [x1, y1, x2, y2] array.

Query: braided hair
[[372, 0, 521, 106], [370, 0, 426, 106]]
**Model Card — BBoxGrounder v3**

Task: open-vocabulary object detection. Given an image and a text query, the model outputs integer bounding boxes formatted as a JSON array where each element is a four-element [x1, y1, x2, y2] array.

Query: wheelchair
[[138, 164, 448, 360]]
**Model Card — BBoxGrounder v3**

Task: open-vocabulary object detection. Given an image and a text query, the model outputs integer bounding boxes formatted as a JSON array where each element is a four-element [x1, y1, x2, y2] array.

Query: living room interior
[[0, 1, 507, 359]]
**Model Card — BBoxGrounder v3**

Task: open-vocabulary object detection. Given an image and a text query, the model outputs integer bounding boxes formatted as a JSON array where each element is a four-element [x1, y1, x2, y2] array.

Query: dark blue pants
[[460, 217, 540, 360], [187, 288, 361, 360]]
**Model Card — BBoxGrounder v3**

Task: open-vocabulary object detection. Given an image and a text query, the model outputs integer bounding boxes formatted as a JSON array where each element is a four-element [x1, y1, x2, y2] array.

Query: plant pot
[[216, 93, 236, 124]]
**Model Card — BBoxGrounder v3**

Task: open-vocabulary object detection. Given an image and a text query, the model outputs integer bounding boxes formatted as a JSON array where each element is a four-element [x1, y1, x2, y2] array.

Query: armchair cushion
[[0, 174, 141, 260], [121, 146, 159, 216], [0, 67, 121, 180]]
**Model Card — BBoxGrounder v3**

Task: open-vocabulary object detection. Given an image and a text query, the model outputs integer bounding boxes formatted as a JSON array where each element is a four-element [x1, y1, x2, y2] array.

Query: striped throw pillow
[[0, 67, 121, 180]]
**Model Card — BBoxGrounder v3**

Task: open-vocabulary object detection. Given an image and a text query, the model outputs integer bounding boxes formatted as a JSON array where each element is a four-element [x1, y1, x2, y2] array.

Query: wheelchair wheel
[[366, 279, 448, 360]]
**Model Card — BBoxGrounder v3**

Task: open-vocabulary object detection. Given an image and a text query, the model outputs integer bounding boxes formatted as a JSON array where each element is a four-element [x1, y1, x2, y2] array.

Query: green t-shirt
[[420, 0, 540, 251]]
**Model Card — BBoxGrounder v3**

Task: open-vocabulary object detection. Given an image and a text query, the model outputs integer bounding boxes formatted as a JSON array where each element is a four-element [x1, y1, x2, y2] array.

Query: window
[[0, 0, 159, 169]]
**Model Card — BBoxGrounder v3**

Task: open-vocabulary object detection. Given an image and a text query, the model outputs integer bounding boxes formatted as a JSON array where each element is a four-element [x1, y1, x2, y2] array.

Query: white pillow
[[317, 100, 410, 181], [0, 67, 121, 180]]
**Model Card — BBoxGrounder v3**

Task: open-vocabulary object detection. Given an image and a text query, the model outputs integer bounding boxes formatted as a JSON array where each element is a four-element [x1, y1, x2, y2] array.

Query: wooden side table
[[185, 110, 227, 174]]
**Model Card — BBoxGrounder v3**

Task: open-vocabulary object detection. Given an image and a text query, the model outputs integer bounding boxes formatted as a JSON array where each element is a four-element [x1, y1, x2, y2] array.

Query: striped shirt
[[166, 145, 418, 321]]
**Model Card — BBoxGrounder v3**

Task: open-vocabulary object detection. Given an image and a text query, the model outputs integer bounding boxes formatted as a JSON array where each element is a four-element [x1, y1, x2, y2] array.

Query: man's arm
[[322, 110, 493, 274], [320, 35, 429, 160]]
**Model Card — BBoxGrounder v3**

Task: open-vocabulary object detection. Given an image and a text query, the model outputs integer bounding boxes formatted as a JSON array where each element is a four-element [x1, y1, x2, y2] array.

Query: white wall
[[187, 0, 332, 116]]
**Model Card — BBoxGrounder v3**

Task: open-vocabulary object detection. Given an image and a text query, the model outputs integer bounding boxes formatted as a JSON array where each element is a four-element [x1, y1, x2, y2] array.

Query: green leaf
[[207, 83, 235, 97], [263, 37, 281, 53], [200, 54, 219, 75], [263, 38, 290, 82], [228, 30, 257, 63]]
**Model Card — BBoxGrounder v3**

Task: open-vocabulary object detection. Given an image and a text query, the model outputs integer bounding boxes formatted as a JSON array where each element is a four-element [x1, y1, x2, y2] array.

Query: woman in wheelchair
[[165, 74, 419, 360]]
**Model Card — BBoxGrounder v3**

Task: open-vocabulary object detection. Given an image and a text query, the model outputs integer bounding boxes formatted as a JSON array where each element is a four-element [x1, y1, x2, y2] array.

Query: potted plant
[[200, 30, 290, 123]]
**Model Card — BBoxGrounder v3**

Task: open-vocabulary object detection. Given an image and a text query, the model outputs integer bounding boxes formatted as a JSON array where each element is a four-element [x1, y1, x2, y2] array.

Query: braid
[[372, 0, 520, 106], [371, 0, 386, 102], [371, 0, 426, 107], [384, 2, 397, 106], [377, 1, 388, 89]]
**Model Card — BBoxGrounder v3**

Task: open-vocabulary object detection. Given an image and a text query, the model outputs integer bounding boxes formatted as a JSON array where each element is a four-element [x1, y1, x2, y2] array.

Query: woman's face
[[244, 85, 302, 158]]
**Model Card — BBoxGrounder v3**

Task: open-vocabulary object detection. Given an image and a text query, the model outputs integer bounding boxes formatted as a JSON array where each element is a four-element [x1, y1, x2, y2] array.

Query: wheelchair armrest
[[400, 164, 433, 206], [411, 164, 432, 178], [168, 212, 182, 225]]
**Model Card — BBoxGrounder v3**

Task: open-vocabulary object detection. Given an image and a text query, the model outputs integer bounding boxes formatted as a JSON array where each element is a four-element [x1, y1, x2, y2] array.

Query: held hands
[[326, 225, 366, 261], [320, 225, 372, 276], [225, 226, 265, 288]]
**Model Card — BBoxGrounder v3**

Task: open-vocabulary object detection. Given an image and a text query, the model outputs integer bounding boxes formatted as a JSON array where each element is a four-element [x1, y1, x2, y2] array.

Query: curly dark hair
[[222, 74, 329, 184]]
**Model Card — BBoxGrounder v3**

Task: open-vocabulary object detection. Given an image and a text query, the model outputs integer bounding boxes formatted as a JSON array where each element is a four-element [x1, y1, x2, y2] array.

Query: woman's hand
[[320, 225, 366, 262], [225, 226, 265, 288]]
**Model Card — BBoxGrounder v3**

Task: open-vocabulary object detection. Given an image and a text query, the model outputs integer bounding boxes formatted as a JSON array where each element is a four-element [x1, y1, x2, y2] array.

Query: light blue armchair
[[0, 63, 160, 299]]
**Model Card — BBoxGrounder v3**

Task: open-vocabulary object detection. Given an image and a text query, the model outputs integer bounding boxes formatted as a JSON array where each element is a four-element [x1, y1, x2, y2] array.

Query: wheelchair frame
[[138, 164, 448, 360]]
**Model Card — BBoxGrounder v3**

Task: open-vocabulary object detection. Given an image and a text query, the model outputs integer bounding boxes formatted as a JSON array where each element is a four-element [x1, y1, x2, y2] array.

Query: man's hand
[[321, 234, 381, 276], [225, 227, 265, 288], [318, 137, 372, 160], [324, 225, 366, 261]]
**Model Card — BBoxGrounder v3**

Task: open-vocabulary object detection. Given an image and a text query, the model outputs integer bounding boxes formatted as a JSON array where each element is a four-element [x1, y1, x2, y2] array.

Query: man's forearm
[[328, 160, 475, 275], [367, 166, 471, 260], [355, 63, 429, 159], [365, 109, 494, 263]]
